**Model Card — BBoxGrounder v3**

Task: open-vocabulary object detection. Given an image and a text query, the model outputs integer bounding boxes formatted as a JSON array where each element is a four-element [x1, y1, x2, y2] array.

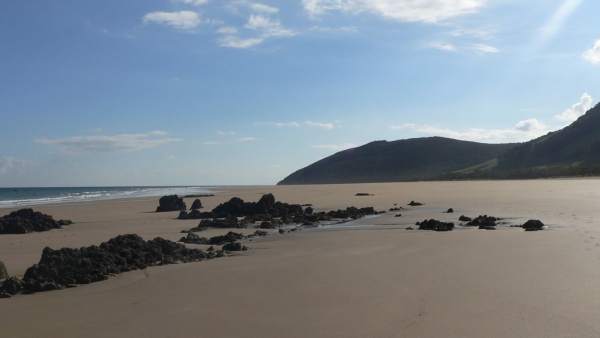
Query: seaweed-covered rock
[[21, 234, 207, 293], [0, 209, 68, 234], [408, 201, 424, 206], [190, 199, 203, 210], [208, 232, 245, 245], [222, 242, 247, 252], [522, 220, 545, 231], [417, 219, 454, 232], [458, 215, 472, 222], [156, 195, 187, 212], [179, 232, 209, 245], [0, 261, 7, 280], [467, 215, 498, 229]]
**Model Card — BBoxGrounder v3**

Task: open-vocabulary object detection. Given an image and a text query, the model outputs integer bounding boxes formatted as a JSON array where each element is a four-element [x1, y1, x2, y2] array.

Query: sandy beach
[[2, 180, 600, 337]]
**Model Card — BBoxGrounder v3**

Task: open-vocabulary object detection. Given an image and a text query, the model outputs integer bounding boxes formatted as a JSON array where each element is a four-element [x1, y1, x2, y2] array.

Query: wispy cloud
[[256, 121, 336, 130], [469, 43, 499, 54], [312, 143, 357, 151], [303, 0, 486, 23], [37, 131, 181, 152], [391, 118, 550, 143], [202, 136, 257, 145], [583, 39, 600, 65], [429, 42, 457, 52], [538, 0, 583, 44], [143, 11, 202, 30], [555, 92, 594, 123]]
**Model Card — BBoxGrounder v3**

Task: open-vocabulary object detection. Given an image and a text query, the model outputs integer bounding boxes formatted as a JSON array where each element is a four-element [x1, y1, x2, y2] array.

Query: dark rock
[[395, 214, 402, 217], [278, 229, 285, 234], [18, 234, 207, 294], [190, 199, 203, 210], [222, 242, 247, 252], [57, 219, 73, 226], [389, 207, 403, 212], [156, 195, 187, 212], [458, 215, 472, 222], [0, 277, 24, 296], [259, 221, 276, 229], [408, 201, 424, 206], [355, 193, 372, 196], [522, 220, 545, 231], [417, 219, 454, 232], [195, 216, 242, 229], [406, 226, 414, 230], [178, 209, 213, 220], [208, 232, 244, 245], [179, 232, 209, 245], [446, 208, 454, 213], [0, 260, 7, 280], [304, 207, 314, 215], [253, 230, 268, 237], [0, 209, 67, 234], [467, 215, 498, 228]]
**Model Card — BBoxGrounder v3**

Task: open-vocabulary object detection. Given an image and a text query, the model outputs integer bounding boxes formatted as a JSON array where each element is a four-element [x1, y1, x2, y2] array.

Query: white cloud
[[0, 157, 27, 175], [250, 3, 279, 14], [555, 93, 594, 123], [143, 11, 202, 30], [303, 0, 486, 23], [391, 118, 550, 143], [583, 39, 600, 65], [312, 143, 357, 151], [218, 35, 264, 48], [245, 14, 295, 37], [217, 26, 238, 34], [37, 131, 181, 152], [173, 0, 208, 6], [539, 0, 583, 44], [429, 42, 457, 52], [469, 43, 499, 54], [256, 121, 336, 129], [309, 25, 358, 33]]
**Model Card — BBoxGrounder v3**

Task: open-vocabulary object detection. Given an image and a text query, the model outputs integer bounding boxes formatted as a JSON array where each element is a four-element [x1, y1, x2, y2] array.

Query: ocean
[[0, 186, 214, 208]]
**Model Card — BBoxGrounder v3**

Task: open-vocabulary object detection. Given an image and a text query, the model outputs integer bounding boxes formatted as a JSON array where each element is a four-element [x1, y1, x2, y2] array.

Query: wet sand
[[2, 180, 600, 337]]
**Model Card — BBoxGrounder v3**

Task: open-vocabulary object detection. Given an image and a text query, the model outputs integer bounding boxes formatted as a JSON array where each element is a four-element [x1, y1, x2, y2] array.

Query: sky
[[1, 0, 600, 187]]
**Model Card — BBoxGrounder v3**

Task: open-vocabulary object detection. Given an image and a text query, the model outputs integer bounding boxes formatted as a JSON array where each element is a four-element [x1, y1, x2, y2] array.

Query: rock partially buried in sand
[[222, 242, 247, 252], [408, 201, 424, 207], [179, 232, 209, 245], [355, 193, 372, 197], [458, 215, 472, 222], [190, 199, 203, 210], [156, 195, 187, 212], [466, 215, 499, 229], [0, 261, 8, 280], [522, 220, 545, 231], [208, 232, 245, 245], [446, 208, 454, 213], [417, 219, 454, 232], [0, 209, 71, 234]]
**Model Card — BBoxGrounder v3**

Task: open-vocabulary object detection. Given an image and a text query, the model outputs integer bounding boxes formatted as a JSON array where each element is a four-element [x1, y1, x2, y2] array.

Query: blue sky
[[1, 0, 600, 186]]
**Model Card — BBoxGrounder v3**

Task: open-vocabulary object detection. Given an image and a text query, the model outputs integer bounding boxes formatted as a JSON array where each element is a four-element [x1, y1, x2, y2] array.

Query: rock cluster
[[179, 232, 208, 245], [0, 209, 72, 234], [156, 195, 187, 212], [522, 220, 545, 231], [222, 242, 247, 252], [0, 234, 213, 296], [417, 219, 455, 232], [179, 194, 381, 231]]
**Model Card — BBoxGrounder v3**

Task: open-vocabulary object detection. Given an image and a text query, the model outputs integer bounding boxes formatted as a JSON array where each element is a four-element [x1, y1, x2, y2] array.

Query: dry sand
[[2, 180, 600, 337]]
